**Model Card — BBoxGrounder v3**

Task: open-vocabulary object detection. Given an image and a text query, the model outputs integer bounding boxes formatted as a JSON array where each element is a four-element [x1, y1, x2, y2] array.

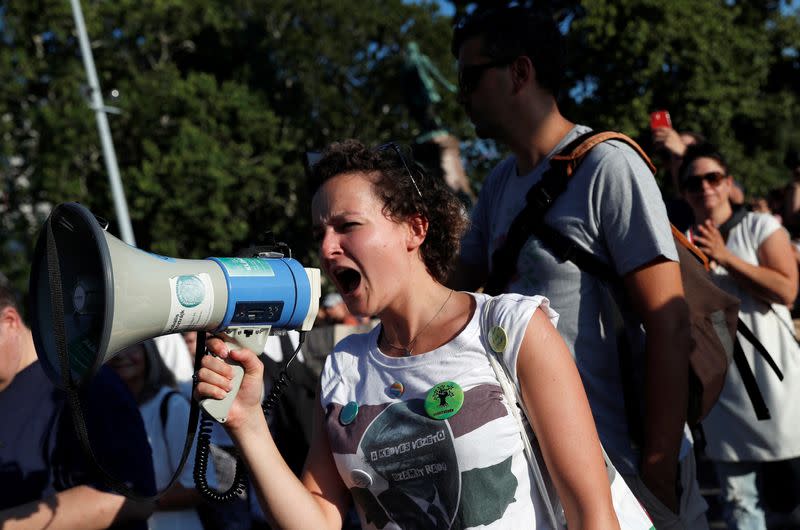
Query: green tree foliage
[[560, 0, 800, 197], [456, 0, 800, 197], [0, 0, 463, 291], [2, 0, 799, 293]]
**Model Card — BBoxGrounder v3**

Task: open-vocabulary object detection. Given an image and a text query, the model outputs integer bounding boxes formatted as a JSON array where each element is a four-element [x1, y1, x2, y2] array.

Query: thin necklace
[[382, 289, 454, 357]]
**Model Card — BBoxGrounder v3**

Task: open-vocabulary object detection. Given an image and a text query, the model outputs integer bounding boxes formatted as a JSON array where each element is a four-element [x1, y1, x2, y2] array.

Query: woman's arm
[[693, 220, 798, 306], [195, 344, 350, 530], [516, 309, 620, 530]]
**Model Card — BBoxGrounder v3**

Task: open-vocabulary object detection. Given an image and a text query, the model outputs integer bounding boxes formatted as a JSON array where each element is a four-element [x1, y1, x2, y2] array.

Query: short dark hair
[[451, 6, 564, 96], [678, 142, 730, 185], [310, 140, 469, 284], [0, 282, 21, 313], [0, 281, 26, 325]]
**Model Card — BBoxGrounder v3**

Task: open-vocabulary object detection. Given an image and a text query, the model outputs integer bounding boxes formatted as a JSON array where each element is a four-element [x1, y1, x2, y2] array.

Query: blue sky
[[429, 0, 800, 17], [436, 1, 456, 16], [405, 0, 455, 16]]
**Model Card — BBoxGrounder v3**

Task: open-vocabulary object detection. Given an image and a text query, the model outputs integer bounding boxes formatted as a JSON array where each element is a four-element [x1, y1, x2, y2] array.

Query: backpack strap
[[485, 131, 648, 295], [737, 317, 784, 381], [158, 390, 186, 470], [732, 315, 786, 421], [769, 306, 800, 347], [549, 131, 656, 177], [733, 335, 771, 420], [672, 225, 710, 271], [717, 205, 748, 241], [159, 390, 183, 434]]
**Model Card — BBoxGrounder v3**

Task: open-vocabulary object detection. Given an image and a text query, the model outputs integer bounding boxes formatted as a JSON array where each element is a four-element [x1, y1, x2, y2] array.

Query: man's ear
[[510, 56, 533, 93], [0, 306, 21, 331], [406, 213, 429, 251]]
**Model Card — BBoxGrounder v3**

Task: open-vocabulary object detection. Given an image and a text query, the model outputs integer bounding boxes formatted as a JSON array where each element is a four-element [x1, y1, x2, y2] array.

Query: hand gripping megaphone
[[29, 202, 320, 423]]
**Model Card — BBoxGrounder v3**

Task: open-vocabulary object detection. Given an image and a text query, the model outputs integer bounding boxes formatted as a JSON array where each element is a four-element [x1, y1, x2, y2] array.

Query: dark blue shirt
[[0, 362, 155, 528]]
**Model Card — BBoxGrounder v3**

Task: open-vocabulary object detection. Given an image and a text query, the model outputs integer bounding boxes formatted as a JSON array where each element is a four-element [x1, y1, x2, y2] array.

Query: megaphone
[[29, 202, 320, 422]]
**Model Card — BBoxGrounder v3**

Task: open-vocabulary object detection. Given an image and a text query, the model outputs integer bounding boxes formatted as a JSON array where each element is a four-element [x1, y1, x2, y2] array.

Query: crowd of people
[[2, 4, 800, 530]]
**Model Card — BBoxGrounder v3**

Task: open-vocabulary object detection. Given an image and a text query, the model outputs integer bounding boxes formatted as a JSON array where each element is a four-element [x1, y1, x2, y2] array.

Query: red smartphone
[[650, 110, 672, 130]]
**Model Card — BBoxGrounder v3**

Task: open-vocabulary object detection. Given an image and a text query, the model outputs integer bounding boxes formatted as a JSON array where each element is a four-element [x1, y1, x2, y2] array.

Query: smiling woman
[[680, 142, 800, 528], [194, 139, 623, 530]]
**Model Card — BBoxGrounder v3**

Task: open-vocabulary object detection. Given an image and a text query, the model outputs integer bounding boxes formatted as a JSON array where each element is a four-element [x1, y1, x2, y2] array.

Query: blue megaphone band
[[209, 257, 312, 331]]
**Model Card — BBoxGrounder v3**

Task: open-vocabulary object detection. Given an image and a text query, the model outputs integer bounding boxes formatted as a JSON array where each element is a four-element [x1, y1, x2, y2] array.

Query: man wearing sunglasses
[[449, 6, 708, 529]]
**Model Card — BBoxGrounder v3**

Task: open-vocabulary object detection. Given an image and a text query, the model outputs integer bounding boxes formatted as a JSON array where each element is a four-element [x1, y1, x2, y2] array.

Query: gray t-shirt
[[461, 125, 682, 473]]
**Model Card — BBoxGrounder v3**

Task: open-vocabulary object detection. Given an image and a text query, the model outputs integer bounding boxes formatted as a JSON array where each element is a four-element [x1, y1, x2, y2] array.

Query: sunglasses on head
[[457, 59, 513, 95], [681, 171, 727, 193], [376, 142, 423, 198]]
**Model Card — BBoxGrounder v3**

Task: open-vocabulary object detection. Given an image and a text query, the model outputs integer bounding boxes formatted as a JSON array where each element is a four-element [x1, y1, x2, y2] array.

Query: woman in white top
[[680, 142, 800, 529], [194, 140, 621, 529]]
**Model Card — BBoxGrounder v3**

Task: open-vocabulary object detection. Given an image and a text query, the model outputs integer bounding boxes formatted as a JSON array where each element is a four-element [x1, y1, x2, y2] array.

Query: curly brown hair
[[310, 139, 469, 283]]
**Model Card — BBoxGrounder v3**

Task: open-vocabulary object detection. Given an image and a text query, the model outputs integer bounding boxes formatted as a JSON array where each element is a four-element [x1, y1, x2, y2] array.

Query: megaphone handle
[[198, 354, 245, 423]]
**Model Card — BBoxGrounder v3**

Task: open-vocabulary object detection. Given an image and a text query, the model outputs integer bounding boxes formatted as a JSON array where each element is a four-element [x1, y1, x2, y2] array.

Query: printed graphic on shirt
[[327, 384, 518, 529]]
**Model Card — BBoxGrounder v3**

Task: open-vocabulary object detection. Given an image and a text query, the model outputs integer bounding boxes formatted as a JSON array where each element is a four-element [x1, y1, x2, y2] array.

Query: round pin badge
[[388, 381, 405, 398], [339, 401, 359, 425], [488, 325, 508, 353], [351, 469, 373, 488], [424, 381, 464, 420]]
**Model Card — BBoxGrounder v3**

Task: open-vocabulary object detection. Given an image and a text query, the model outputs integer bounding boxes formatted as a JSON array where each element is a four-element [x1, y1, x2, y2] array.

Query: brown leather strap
[[551, 131, 657, 177], [672, 225, 711, 271]]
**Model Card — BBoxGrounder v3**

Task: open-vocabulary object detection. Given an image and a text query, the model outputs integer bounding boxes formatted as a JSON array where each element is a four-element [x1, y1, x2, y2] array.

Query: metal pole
[[69, 0, 136, 246]]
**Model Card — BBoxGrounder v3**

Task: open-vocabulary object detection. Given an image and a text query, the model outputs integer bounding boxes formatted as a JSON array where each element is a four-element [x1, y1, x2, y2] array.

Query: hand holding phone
[[650, 110, 672, 130]]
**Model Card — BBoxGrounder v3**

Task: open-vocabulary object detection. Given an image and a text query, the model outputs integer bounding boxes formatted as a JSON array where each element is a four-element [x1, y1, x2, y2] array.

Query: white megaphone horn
[[29, 202, 320, 423]]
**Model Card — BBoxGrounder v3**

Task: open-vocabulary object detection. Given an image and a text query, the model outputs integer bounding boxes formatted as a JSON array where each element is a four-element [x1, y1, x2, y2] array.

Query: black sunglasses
[[681, 171, 727, 193], [376, 142, 423, 198], [458, 59, 513, 95]]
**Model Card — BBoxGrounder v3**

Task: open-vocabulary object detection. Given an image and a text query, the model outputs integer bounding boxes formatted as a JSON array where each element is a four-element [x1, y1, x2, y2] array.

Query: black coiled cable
[[193, 330, 307, 502], [261, 367, 292, 412]]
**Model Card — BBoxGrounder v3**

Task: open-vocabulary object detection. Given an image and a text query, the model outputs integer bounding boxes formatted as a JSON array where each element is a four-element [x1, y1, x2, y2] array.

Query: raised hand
[[193, 335, 266, 432], [692, 220, 733, 268]]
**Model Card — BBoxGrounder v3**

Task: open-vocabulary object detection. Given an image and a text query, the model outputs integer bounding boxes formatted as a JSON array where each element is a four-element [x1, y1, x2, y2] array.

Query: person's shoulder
[[3, 361, 59, 399], [744, 211, 783, 239], [578, 131, 652, 173], [594, 139, 648, 163], [573, 135, 657, 197], [487, 293, 559, 328], [745, 210, 779, 225]]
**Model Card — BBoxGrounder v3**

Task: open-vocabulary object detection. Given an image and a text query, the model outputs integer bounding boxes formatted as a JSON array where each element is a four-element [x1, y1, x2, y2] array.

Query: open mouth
[[334, 267, 362, 295]]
